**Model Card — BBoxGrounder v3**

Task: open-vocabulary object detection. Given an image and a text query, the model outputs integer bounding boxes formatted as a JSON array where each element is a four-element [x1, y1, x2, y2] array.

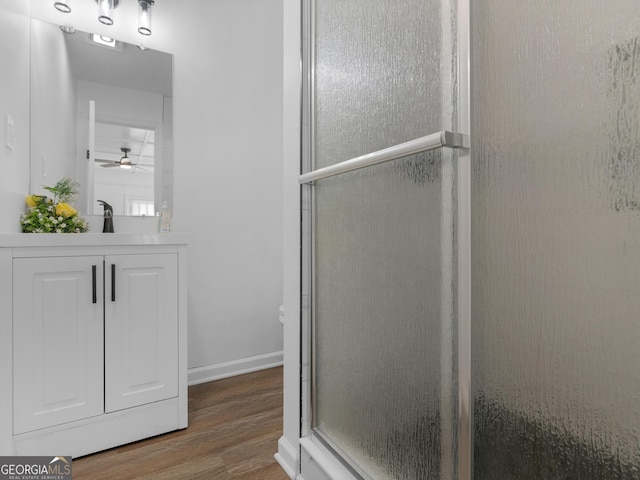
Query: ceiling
[[64, 28, 172, 96], [94, 121, 155, 173]]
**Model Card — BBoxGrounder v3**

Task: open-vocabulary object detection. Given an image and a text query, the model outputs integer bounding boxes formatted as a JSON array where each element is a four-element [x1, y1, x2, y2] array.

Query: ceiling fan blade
[[95, 156, 154, 171], [95, 157, 121, 168]]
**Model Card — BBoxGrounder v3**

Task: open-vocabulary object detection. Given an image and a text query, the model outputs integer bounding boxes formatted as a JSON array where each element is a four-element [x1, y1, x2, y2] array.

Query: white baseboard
[[275, 436, 299, 479], [299, 437, 361, 480], [187, 351, 283, 386]]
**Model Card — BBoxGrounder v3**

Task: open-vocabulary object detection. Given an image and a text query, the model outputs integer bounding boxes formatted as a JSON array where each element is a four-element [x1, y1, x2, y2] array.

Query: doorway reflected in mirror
[[93, 122, 155, 216]]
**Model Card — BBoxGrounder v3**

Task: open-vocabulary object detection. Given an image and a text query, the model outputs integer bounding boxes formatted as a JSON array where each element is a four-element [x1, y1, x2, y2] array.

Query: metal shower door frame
[[299, 0, 471, 477]]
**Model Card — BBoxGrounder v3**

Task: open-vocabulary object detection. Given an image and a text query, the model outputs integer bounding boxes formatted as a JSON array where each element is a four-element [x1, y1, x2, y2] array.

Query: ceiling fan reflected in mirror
[[95, 147, 152, 172], [118, 146, 132, 169]]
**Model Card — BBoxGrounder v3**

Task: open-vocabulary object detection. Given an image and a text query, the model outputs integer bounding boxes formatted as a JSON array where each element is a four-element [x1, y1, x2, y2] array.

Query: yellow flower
[[55, 202, 77, 218], [25, 195, 38, 208]]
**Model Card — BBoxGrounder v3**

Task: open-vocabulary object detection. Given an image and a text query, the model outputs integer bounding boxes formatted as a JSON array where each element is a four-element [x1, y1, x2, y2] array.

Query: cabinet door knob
[[92, 265, 97, 304], [111, 264, 116, 302]]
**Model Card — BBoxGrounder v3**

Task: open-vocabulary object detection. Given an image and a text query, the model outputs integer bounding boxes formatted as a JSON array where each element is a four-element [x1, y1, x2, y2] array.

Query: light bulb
[[54, 1, 71, 13], [138, 0, 153, 36], [98, 0, 115, 25]]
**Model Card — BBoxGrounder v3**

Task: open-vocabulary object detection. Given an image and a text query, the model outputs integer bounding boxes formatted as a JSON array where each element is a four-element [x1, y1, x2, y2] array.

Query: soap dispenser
[[97, 200, 114, 233], [158, 201, 172, 233]]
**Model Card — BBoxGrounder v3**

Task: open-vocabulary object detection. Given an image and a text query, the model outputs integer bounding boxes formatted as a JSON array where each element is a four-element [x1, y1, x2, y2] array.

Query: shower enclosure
[[297, 0, 640, 479]]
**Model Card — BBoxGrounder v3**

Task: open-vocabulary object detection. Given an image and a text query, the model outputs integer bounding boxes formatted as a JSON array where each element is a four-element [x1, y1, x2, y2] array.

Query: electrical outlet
[[5, 114, 14, 150]]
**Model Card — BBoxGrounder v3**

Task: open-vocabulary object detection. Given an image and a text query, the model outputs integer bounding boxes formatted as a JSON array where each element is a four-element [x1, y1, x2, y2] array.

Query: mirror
[[29, 18, 173, 216]]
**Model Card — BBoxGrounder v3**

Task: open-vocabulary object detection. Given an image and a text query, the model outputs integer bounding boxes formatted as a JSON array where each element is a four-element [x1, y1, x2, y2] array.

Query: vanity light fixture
[[97, 0, 120, 26], [138, 0, 154, 36], [54, 0, 71, 13], [55, 0, 159, 37]]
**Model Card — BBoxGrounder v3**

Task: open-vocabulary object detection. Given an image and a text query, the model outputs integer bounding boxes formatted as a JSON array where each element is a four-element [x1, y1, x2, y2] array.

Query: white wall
[[171, 0, 284, 373], [93, 168, 154, 216], [30, 17, 77, 199], [0, 1, 30, 232], [28, 0, 285, 376]]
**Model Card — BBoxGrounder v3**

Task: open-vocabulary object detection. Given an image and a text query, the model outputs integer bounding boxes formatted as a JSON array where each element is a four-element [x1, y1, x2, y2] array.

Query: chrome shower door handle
[[298, 130, 469, 184]]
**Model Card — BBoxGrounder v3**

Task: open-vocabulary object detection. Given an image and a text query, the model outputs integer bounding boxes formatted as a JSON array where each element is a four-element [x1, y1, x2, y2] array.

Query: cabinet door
[[13, 256, 104, 434], [104, 254, 178, 412]]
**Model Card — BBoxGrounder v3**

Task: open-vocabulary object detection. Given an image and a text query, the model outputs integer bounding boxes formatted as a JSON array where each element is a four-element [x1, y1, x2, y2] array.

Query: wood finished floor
[[72, 367, 289, 480]]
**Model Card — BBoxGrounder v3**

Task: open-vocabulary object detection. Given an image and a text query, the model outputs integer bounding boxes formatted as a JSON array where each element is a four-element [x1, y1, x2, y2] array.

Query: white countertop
[[0, 232, 189, 248]]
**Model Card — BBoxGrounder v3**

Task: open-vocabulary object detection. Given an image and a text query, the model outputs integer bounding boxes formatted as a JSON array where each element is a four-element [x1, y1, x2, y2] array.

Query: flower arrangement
[[20, 177, 89, 233]]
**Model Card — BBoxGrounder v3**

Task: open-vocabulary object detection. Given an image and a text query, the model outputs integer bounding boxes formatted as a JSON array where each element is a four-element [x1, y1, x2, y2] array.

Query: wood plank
[[71, 367, 288, 480]]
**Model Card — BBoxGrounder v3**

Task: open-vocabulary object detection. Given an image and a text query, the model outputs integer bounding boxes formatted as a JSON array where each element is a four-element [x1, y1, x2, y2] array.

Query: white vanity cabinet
[[0, 234, 188, 458], [13, 255, 106, 434], [104, 254, 178, 413]]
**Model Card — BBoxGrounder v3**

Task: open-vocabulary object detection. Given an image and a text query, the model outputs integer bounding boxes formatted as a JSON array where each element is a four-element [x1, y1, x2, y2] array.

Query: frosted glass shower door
[[301, 0, 467, 479], [472, 2, 640, 479]]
